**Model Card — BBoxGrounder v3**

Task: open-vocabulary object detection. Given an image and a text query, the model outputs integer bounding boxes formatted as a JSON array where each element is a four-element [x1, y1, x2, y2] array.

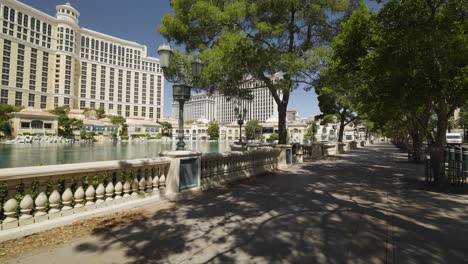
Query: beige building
[[172, 74, 282, 123], [9, 108, 58, 137], [0, 1, 164, 121]]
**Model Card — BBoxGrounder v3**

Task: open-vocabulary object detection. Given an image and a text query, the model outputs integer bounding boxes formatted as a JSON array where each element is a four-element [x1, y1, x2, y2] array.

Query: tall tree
[[315, 0, 373, 142], [367, 0, 467, 181], [159, 0, 349, 144]]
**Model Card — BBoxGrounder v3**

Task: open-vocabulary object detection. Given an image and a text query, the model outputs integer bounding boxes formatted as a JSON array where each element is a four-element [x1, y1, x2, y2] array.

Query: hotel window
[[100, 102, 104, 109], [125, 71, 131, 103], [1, 89, 8, 104], [54, 97, 58, 107], [149, 107, 153, 118], [40, 95, 47, 109], [21, 122, 30, 129], [100, 65, 106, 100], [16, 44, 25, 88], [15, 91, 22, 106], [28, 94, 35, 107], [80, 100, 86, 109], [133, 106, 138, 116], [125, 105, 130, 117], [1, 41, 10, 86], [117, 104, 122, 115], [141, 106, 146, 117], [90, 101, 95, 108], [64, 97, 70, 105]]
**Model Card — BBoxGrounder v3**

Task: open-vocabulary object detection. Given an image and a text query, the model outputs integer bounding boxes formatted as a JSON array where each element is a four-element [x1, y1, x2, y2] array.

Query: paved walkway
[[8, 143, 468, 263]]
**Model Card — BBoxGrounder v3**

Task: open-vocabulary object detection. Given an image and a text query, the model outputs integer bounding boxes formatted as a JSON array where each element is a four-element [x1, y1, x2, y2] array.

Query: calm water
[[0, 141, 231, 168]]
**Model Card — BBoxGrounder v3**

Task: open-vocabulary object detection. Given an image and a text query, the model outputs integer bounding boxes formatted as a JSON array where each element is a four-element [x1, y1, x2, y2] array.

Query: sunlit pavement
[[8, 142, 468, 264]]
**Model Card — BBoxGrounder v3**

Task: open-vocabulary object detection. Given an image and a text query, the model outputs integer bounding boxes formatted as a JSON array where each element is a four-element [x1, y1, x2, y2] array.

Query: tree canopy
[[207, 121, 220, 140], [159, 0, 351, 144], [244, 119, 262, 140], [0, 104, 23, 138], [49, 106, 82, 138], [326, 0, 468, 181]]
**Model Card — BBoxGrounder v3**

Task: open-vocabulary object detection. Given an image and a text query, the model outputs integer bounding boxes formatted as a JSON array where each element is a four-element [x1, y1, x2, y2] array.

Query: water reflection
[[0, 141, 231, 168]]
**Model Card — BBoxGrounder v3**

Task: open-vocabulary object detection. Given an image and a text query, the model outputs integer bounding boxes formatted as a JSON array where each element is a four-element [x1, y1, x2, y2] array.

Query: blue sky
[[20, 0, 379, 120]]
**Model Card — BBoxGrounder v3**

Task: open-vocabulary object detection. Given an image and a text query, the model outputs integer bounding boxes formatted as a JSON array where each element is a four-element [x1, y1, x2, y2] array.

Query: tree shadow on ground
[[74, 143, 468, 264]]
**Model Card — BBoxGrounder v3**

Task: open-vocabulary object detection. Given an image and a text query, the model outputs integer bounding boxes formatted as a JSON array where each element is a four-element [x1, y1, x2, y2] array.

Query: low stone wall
[[200, 149, 280, 189], [0, 158, 171, 232], [322, 144, 337, 156], [302, 143, 324, 160]]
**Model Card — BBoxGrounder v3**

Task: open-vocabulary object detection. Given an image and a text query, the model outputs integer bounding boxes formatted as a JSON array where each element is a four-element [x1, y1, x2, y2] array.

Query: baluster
[[95, 174, 105, 205], [105, 171, 115, 202], [138, 169, 146, 195], [61, 177, 74, 216], [48, 177, 62, 219], [131, 170, 139, 196], [146, 167, 153, 194], [34, 177, 49, 222], [74, 174, 85, 213], [123, 170, 131, 198], [159, 165, 166, 190], [152, 167, 160, 193], [19, 179, 34, 226], [114, 171, 123, 200], [85, 175, 96, 207], [2, 180, 20, 229], [202, 160, 206, 185]]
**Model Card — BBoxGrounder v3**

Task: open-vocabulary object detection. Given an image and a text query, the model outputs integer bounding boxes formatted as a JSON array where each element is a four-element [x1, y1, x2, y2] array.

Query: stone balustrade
[[200, 149, 280, 189], [0, 158, 171, 231]]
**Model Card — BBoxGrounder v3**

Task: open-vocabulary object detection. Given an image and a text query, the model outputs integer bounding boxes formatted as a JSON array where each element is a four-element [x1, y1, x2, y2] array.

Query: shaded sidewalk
[[7, 143, 468, 263]]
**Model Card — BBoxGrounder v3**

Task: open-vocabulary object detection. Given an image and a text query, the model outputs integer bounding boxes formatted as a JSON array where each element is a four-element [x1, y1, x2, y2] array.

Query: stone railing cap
[[0, 157, 172, 181]]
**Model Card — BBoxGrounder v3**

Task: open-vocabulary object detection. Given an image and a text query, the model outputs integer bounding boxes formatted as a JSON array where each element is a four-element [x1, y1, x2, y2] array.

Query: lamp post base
[[176, 140, 186, 151]]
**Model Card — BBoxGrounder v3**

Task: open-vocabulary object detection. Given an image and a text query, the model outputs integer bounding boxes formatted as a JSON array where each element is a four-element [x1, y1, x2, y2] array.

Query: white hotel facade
[[0, 0, 164, 120], [172, 74, 281, 123]]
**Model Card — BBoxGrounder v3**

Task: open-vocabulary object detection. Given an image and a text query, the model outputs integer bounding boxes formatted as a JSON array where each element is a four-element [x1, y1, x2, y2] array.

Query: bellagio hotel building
[[0, 0, 164, 120]]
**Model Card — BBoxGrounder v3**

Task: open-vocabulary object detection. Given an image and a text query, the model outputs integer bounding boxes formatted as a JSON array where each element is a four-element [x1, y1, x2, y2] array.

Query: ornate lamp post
[[234, 105, 247, 145], [157, 43, 203, 151]]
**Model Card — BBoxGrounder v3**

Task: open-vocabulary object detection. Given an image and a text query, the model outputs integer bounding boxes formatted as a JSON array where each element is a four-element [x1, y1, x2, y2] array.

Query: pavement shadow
[[73, 143, 468, 263]]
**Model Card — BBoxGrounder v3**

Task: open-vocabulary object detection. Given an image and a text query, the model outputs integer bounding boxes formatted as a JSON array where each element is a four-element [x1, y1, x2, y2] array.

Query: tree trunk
[[430, 99, 449, 184], [408, 116, 424, 161], [338, 119, 345, 143], [411, 133, 423, 161], [278, 103, 288, 144]]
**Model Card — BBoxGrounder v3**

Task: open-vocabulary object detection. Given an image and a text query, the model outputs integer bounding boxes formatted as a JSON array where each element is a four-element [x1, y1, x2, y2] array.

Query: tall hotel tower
[[0, 1, 164, 120]]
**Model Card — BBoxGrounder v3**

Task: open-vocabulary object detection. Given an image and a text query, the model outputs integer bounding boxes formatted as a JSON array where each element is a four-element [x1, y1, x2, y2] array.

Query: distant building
[[286, 110, 299, 122], [9, 108, 58, 137], [0, 1, 164, 121], [172, 74, 282, 123], [172, 93, 216, 122]]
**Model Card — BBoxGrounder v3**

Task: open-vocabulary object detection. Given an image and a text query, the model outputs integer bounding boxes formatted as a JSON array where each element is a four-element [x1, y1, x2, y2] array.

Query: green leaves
[[244, 119, 262, 140], [207, 122, 220, 140]]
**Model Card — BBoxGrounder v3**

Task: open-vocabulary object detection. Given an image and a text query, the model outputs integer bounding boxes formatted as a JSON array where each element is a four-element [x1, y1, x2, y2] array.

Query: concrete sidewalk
[[7, 143, 468, 263]]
